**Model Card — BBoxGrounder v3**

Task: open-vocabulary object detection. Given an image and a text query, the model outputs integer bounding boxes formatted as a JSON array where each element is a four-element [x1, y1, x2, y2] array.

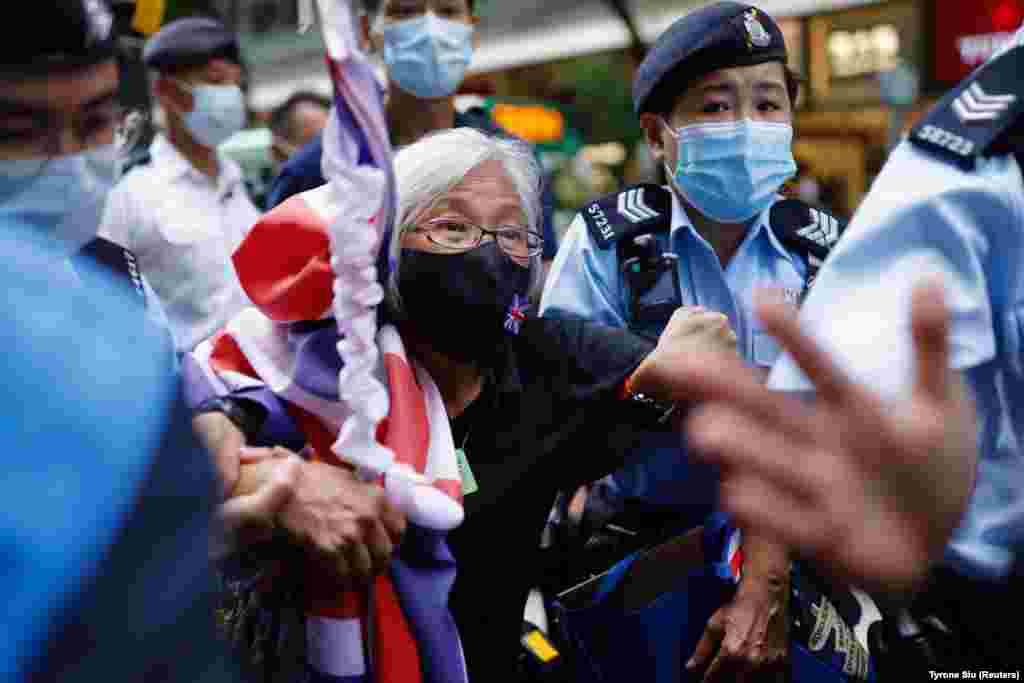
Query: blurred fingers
[[909, 280, 952, 402], [754, 288, 853, 405]]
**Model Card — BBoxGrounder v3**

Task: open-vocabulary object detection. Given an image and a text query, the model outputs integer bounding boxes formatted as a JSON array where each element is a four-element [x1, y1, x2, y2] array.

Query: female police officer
[[541, 4, 847, 680]]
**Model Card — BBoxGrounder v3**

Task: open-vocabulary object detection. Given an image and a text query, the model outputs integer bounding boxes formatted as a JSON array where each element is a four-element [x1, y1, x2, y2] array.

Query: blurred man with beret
[[541, 3, 852, 681], [0, 1, 252, 680], [100, 15, 259, 353]]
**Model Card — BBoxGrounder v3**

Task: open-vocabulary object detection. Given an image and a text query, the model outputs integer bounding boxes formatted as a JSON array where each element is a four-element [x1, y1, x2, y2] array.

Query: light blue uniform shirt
[[542, 189, 807, 513], [769, 139, 1024, 580]]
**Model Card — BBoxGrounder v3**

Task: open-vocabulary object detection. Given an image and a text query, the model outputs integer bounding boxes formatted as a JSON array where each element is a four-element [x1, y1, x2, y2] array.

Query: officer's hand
[[680, 282, 976, 594], [688, 573, 788, 683], [630, 307, 738, 402], [275, 461, 407, 584]]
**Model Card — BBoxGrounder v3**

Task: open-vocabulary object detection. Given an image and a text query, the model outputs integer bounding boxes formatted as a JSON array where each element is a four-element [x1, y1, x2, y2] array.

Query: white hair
[[385, 127, 544, 313]]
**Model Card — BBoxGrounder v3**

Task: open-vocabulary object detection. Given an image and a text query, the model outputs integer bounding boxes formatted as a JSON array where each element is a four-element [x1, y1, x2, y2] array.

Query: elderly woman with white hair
[[188, 127, 735, 682]]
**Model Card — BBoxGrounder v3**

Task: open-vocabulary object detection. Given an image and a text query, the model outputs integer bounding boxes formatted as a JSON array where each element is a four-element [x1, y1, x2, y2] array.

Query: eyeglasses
[[407, 218, 544, 258], [0, 103, 148, 179]]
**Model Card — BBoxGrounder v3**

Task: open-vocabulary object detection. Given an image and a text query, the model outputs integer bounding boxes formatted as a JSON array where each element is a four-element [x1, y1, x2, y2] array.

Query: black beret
[[633, 2, 788, 116], [0, 0, 118, 77], [143, 16, 240, 70]]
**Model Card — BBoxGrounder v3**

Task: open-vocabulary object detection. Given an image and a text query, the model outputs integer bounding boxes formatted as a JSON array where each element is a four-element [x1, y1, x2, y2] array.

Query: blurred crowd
[[3, 1, 1023, 682]]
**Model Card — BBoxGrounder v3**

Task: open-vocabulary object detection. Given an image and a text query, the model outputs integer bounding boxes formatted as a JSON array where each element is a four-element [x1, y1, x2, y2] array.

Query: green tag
[[455, 448, 479, 496]]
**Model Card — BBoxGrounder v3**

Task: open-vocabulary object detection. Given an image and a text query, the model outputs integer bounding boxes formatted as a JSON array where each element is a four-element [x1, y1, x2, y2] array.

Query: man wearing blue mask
[[541, 3, 849, 680], [267, 0, 561, 277], [100, 16, 260, 353]]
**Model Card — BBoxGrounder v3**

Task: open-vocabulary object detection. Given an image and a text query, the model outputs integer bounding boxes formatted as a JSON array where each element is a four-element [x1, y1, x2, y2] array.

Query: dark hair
[[270, 91, 332, 140], [363, 0, 475, 16], [651, 61, 801, 119]]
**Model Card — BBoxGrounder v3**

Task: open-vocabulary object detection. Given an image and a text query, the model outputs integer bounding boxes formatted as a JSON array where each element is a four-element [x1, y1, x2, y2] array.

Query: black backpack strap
[[909, 45, 1024, 169], [73, 237, 147, 311], [770, 199, 845, 293], [580, 184, 672, 251]]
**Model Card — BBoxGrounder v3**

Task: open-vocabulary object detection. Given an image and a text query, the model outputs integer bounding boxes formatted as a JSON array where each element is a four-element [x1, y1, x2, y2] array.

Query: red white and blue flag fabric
[[188, 187, 468, 683], [185, 1, 469, 680]]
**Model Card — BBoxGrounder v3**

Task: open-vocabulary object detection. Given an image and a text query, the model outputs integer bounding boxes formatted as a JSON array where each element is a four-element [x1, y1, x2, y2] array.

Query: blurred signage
[[808, 1, 922, 105], [934, 0, 1024, 82], [491, 104, 566, 144], [827, 24, 901, 78]]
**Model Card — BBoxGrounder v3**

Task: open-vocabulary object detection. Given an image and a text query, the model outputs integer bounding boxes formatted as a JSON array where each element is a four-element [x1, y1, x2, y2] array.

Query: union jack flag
[[504, 294, 530, 335]]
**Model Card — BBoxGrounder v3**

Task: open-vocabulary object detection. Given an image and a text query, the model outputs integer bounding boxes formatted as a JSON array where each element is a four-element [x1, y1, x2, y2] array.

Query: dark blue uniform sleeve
[[266, 135, 326, 209]]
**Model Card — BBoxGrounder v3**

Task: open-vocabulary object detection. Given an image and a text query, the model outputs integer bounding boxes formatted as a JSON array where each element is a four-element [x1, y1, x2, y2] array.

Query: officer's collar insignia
[[504, 294, 530, 335], [83, 0, 114, 45], [744, 10, 772, 49], [952, 82, 1017, 124]]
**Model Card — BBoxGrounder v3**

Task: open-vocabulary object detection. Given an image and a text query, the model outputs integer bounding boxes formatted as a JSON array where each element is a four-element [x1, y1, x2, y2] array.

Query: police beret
[[633, 2, 787, 116], [0, 0, 118, 76], [143, 16, 240, 70]]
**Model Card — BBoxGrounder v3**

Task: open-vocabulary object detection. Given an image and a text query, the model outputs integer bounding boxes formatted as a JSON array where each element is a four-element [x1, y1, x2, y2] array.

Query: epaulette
[[909, 45, 1024, 170], [74, 237, 147, 309], [121, 149, 152, 175], [581, 184, 672, 250], [770, 199, 844, 268]]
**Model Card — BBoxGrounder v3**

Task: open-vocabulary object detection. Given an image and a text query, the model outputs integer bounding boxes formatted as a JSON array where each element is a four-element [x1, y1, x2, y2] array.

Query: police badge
[[743, 9, 772, 49]]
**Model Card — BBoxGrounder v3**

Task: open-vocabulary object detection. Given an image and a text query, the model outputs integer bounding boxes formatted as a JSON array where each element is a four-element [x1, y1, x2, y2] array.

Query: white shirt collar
[[150, 134, 244, 196]]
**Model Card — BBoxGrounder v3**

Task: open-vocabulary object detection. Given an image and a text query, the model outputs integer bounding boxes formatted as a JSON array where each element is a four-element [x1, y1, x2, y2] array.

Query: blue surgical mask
[[663, 119, 797, 223], [0, 144, 120, 256], [379, 13, 474, 99], [178, 81, 247, 148]]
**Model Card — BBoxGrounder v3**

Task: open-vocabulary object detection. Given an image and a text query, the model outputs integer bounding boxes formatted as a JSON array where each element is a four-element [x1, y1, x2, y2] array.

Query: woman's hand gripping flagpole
[[309, 0, 464, 531]]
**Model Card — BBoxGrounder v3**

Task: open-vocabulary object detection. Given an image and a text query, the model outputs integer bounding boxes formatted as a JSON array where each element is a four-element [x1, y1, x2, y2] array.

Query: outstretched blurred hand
[[680, 282, 977, 594]]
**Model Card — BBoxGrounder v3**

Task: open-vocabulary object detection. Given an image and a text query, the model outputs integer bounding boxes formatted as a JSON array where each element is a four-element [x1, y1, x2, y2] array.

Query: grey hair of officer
[[385, 127, 544, 314]]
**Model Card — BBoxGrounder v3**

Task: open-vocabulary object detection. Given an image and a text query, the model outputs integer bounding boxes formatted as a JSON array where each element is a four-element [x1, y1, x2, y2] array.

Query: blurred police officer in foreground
[[541, 4, 846, 678], [672, 19, 1024, 674], [0, 2, 241, 679], [100, 16, 259, 353]]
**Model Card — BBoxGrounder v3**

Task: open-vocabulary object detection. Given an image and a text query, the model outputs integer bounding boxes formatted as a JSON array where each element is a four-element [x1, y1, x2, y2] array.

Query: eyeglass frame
[[404, 217, 545, 257]]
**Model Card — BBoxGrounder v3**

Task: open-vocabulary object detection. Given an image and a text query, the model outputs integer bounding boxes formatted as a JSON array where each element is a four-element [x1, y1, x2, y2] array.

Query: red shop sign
[[935, 0, 1024, 81]]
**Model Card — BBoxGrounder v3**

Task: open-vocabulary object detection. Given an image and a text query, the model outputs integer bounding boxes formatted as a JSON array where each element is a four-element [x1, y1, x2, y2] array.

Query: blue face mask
[[379, 13, 474, 99], [0, 144, 120, 255], [663, 119, 797, 223], [177, 82, 247, 148]]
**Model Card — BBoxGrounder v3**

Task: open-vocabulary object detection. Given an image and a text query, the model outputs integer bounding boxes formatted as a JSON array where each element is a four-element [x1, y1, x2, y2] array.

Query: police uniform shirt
[[542, 188, 808, 369], [769, 28, 1024, 580], [100, 134, 260, 352], [0, 233, 234, 681]]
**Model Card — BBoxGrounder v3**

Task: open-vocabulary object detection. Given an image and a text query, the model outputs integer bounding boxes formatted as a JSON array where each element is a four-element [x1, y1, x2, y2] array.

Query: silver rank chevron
[[952, 82, 1017, 124], [618, 188, 659, 223], [796, 210, 841, 249]]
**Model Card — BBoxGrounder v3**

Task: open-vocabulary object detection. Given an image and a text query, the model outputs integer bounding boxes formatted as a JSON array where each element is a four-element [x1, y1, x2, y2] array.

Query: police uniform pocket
[[753, 330, 782, 367]]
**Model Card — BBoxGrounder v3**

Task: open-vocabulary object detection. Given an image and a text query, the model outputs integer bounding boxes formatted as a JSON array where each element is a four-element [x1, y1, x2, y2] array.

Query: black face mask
[[397, 242, 532, 365]]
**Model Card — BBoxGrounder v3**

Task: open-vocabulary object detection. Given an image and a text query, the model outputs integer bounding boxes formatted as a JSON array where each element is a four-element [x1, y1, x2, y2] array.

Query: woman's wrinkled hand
[[630, 306, 738, 401], [275, 461, 407, 584], [688, 573, 789, 683]]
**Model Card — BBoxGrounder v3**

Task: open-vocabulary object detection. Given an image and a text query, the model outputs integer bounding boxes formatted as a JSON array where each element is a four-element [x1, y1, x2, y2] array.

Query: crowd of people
[[3, 0, 1022, 682]]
